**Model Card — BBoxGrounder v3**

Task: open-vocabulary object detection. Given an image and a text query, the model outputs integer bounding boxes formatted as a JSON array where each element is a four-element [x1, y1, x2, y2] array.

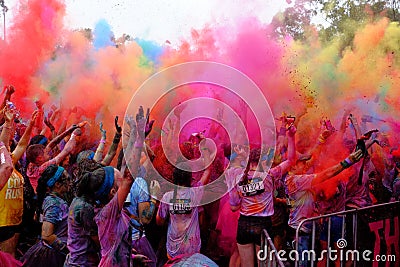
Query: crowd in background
[[0, 85, 398, 267]]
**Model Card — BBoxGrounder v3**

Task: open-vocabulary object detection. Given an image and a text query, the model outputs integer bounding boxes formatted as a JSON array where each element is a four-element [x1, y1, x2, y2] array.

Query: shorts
[[236, 214, 272, 245], [0, 225, 20, 242], [270, 223, 286, 238], [320, 216, 345, 243]]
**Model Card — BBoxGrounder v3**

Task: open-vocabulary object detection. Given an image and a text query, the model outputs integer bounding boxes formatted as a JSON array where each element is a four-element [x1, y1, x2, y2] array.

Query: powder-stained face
[[291, 160, 308, 175], [59, 171, 71, 194], [108, 168, 123, 198], [35, 152, 46, 165]]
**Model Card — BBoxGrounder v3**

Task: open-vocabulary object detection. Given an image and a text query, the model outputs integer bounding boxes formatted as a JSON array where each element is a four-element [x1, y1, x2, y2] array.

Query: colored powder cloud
[[93, 19, 115, 50], [1, 0, 400, 168]]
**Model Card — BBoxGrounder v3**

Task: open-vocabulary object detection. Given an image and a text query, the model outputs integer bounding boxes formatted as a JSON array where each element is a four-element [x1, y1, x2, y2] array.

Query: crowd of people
[[0, 85, 398, 267]]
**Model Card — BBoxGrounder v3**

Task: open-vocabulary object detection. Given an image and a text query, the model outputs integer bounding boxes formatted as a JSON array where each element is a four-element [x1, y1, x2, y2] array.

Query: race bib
[[170, 198, 192, 214], [239, 177, 265, 196]]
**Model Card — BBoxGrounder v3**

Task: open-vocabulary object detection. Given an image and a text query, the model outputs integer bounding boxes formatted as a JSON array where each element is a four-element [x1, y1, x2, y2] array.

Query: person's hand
[[341, 149, 363, 169], [318, 118, 334, 143], [173, 102, 186, 117], [3, 106, 16, 123], [72, 128, 83, 137], [34, 100, 43, 110], [199, 138, 215, 164], [77, 121, 89, 128], [348, 114, 358, 125], [276, 112, 288, 123], [115, 116, 122, 134], [131, 252, 151, 267], [149, 180, 160, 198], [99, 122, 106, 139], [144, 108, 155, 138], [70, 106, 77, 114], [360, 129, 379, 141], [136, 106, 146, 141], [44, 115, 55, 131], [287, 124, 296, 137], [125, 115, 136, 135], [4, 85, 15, 95], [349, 149, 363, 163]]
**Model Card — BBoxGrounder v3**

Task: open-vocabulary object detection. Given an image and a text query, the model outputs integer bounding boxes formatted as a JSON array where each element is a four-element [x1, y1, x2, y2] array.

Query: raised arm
[[276, 124, 296, 174], [41, 218, 68, 255], [0, 86, 15, 125], [93, 122, 107, 162], [275, 114, 289, 163], [101, 116, 122, 166], [12, 110, 39, 164], [303, 119, 335, 168], [0, 143, 14, 191], [312, 149, 363, 186], [56, 108, 72, 136], [0, 106, 16, 151], [199, 141, 214, 186], [340, 108, 352, 133], [164, 105, 183, 161], [117, 107, 149, 210], [33, 101, 45, 136], [44, 115, 56, 140], [348, 114, 362, 139], [44, 123, 80, 156], [40, 123, 86, 171], [138, 180, 160, 225]]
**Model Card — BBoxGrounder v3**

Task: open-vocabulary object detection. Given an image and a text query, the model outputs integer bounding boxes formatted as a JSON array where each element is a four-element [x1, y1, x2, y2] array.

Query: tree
[[271, 1, 315, 40], [271, 0, 400, 41], [316, 0, 399, 40]]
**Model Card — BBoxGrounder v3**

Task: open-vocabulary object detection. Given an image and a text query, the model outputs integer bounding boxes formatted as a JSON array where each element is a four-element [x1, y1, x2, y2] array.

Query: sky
[[2, 0, 290, 43]]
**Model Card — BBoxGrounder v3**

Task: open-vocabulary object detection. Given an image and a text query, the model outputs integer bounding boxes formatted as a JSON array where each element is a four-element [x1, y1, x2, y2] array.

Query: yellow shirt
[[0, 169, 24, 227]]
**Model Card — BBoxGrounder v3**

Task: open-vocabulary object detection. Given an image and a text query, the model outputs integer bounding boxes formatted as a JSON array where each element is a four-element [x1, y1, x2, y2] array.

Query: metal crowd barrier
[[260, 229, 286, 267], [295, 201, 400, 267]]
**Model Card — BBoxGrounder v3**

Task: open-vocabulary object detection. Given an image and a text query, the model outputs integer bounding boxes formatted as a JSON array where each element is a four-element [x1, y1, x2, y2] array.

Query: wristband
[[278, 127, 286, 137], [100, 139, 106, 144], [340, 157, 353, 169], [318, 135, 326, 144]]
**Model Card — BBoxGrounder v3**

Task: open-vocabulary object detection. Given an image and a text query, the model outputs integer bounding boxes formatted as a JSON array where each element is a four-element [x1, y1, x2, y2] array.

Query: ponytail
[[37, 165, 59, 214], [76, 172, 91, 197]]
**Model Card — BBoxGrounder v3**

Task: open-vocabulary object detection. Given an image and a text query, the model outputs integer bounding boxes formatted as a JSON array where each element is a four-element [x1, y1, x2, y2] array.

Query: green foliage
[[272, 0, 400, 41], [271, 2, 314, 41]]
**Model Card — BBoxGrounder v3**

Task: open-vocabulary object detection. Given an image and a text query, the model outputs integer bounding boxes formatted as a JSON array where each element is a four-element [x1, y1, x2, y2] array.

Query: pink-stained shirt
[[227, 167, 282, 217], [157, 182, 204, 258], [95, 194, 131, 267], [285, 174, 317, 233], [26, 159, 56, 192], [345, 159, 375, 209]]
